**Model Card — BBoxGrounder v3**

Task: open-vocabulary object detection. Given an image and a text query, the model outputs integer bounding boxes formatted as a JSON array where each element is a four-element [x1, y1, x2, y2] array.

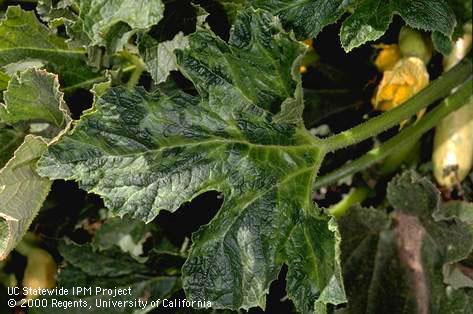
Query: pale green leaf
[[139, 32, 189, 85], [37, 9, 344, 312], [137, 5, 208, 85], [0, 135, 52, 260], [93, 216, 156, 258], [2, 59, 46, 77], [0, 68, 71, 260], [0, 6, 97, 87], [70, 0, 165, 49]]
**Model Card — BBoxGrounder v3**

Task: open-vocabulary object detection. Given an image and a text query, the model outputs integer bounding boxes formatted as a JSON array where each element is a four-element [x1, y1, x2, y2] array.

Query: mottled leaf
[[175, 9, 306, 122], [37, 9, 344, 312], [285, 215, 346, 313], [0, 6, 97, 87], [249, 0, 457, 54]]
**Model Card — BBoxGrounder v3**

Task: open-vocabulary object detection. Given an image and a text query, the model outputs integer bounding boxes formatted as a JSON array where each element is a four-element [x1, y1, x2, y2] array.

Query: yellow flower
[[374, 44, 401, 72], [372, 57, 429, 112]]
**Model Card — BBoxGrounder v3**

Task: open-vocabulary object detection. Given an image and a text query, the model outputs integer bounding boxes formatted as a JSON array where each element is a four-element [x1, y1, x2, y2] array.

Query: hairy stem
[[315, 77, 473, 188], [329, 187, 370, 218], [125, 54, 146, 89], [321, 57, 472, 152]]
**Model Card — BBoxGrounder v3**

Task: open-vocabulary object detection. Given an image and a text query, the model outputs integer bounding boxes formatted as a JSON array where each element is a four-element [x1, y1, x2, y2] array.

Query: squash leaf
[[0, 6, 97, 87], [37, 9, 346, 312], [0, 68, 71, 260]]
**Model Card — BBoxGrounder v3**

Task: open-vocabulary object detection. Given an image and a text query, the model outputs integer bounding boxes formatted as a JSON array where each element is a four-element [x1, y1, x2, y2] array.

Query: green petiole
[[315, 76, 473, 188]]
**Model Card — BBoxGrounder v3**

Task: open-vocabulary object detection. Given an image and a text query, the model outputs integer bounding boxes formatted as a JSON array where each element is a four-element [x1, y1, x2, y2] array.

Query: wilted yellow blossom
[[372, 57, 429, 112], [374, 44, 401, 72]]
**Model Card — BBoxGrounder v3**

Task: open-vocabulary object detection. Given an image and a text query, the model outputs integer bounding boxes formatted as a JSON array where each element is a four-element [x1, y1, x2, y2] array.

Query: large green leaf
[[0, 136, 51, 260], [37, 9, 345, 312], [0, 6, 97, 87]]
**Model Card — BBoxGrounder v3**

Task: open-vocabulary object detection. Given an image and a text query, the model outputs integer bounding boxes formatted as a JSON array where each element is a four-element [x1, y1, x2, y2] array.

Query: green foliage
[[35, 9, 348, 312], [1, 69, 70, 129], [0, 1, 471, 314], [29, 239, 181, 314], [338, 171, 473, 313], [0, 6, 96, 87], [249, 0, 456, 54], [0, 68, 71, 259], [68, 0, 165, 51]]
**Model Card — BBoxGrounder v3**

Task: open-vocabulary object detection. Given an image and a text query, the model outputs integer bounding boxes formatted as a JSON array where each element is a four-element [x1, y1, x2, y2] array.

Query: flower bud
[[399, 26, 432, 64]]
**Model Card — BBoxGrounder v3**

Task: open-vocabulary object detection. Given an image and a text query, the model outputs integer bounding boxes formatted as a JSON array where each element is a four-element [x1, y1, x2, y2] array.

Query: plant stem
[[321, 57, 472, 152], [329, 187, 370, 218], [314, 77, 473, 188], [122, 52, 146, 89]]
